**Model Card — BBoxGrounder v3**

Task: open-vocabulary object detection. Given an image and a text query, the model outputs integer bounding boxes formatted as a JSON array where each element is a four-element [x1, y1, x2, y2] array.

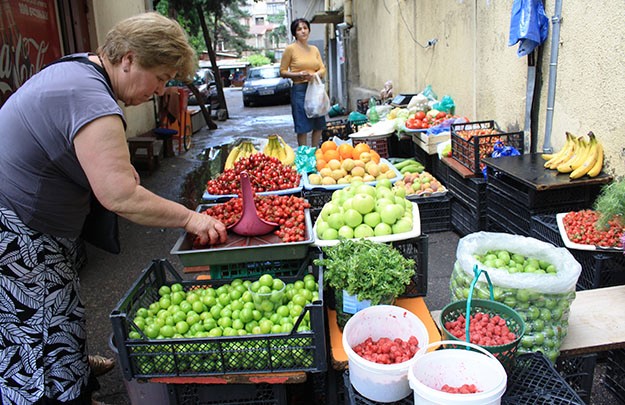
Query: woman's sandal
[[89, 354, 116, 377]]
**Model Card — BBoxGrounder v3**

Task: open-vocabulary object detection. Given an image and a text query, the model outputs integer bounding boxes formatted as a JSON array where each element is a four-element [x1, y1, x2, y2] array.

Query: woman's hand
[[184, 211, 227, 246], [298, 71, 312, 81]]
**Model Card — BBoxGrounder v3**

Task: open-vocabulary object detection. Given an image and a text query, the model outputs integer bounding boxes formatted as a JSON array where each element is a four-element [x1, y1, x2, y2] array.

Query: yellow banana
[[570, 137, 599, 179], [557, 135, 590, 173], [263, 136, 276, 156], [224, 145, 240, 169], [546, 134, 576, 170], [586, 140, 604, 178], [277, 135, 295, 166], [543, 133, 573, 169], [541, 152, 554, 161]]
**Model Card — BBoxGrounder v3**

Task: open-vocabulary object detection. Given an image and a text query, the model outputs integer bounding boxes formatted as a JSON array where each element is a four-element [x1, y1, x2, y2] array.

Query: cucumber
[[394, 159, 419, 169]]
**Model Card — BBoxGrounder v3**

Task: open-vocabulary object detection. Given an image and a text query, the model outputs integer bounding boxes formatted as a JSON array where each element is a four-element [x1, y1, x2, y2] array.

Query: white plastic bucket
[[408, 340, 507, 405], [342, 305, 430, 403]]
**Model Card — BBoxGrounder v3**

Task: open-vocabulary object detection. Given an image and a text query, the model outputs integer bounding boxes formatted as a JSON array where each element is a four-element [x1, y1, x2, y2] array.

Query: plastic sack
[[508, 0, 549, 57], [432, 95, 456, 114], [348, 111, 367, 123], [456, 232, 581, 294], [294, 145, 317, 174], [437, 139, 452, 159], [407, 94, 429, 111], [491, 141, 521, 158], [421, 84, 438, 101], [304, 74, 331, 118]]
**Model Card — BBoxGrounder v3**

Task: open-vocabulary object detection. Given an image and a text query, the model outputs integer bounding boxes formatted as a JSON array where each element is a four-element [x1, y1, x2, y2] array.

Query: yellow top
[[280, 42, 326, 84]]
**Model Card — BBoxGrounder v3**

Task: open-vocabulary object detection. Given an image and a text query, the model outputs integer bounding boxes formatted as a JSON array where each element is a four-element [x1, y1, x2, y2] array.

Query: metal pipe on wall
[[542, 0, 563, 153]]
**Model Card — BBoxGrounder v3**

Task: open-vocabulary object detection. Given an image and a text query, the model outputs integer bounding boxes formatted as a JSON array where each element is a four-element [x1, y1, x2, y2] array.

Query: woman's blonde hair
[[98, 12, 196, 82]]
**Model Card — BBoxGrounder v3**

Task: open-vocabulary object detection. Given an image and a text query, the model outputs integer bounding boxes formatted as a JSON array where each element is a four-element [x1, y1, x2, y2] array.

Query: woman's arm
[[74, 115, 226, 245]]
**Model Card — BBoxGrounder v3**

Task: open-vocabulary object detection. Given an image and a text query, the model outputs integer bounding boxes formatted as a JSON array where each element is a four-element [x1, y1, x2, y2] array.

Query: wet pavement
[[82, 88, 615, 404]]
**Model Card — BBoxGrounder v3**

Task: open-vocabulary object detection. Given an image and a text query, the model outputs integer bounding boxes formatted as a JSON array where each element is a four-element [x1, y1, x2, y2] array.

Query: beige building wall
[[349, 1, 625, 177], [88, 0, 155, 138]]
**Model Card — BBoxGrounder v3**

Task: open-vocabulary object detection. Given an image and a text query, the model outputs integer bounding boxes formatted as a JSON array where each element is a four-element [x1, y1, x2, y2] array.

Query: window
[[255, 17, 265, 25]]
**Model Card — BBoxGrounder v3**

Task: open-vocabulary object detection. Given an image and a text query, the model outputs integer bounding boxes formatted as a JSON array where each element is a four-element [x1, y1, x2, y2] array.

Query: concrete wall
[[349, 0, 625, 177], [88, 0, 155, 138]]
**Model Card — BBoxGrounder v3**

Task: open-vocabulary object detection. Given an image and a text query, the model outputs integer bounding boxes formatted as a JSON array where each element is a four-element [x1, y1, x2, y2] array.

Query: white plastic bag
[[456, 232, 581, 294], [304, 74, 330, 118]]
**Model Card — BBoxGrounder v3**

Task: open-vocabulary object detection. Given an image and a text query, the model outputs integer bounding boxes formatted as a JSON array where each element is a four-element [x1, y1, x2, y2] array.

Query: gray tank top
[[0, 54, 125, 238]]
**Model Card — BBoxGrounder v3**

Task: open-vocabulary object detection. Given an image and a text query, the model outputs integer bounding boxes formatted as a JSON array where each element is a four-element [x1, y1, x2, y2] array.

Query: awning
[[310, 10, 343, 24]]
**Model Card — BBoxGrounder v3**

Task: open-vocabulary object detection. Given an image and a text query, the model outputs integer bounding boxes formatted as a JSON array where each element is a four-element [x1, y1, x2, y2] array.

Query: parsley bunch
[[315, 239, 415, 305]]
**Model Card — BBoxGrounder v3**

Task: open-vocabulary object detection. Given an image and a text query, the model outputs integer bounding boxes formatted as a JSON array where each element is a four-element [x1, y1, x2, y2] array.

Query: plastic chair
[[158, 87, 192, 154]]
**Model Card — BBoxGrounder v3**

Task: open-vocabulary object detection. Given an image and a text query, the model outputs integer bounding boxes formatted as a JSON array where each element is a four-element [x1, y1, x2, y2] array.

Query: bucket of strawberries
[[440, 266, 525, 370]]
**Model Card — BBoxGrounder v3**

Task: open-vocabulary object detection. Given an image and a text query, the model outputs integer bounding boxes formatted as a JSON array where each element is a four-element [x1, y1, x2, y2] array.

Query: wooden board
[[482, 154, 612, 191], [431, 285, 625, 358], [149, 371, 307, 385], [442, 156, 479, 178]]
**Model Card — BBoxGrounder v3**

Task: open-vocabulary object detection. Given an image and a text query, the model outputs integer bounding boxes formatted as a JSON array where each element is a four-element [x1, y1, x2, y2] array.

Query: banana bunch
[[263, 134, 295, 166], [224, 140, 258, 169], [542, 131, 604, 179]]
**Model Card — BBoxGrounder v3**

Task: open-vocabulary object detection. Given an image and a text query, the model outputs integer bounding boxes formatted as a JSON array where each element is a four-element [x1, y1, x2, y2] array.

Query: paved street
[[82, 88, 615, 404]]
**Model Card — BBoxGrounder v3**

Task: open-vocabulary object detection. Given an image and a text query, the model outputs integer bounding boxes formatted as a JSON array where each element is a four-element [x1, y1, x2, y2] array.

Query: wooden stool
[[127, 136, 163, 173]]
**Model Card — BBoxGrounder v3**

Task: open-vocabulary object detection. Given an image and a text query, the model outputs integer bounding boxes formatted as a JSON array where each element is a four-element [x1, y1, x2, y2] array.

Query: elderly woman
[[280, 18, 327, 147], [0, 12, 226, 404]]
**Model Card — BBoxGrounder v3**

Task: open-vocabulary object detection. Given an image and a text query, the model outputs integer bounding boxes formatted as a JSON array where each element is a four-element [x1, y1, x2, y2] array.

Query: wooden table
[[431, 285, 625, 358]]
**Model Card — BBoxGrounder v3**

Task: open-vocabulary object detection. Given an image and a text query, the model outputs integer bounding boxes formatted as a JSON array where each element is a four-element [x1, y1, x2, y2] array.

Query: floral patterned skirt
[[0, 207, 93, 404]]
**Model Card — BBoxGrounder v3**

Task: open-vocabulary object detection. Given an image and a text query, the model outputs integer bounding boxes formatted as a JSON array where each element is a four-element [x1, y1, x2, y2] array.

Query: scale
[[390, 93, 418, 107]]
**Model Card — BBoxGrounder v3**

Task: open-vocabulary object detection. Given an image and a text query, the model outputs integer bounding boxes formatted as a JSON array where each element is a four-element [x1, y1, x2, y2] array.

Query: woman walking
[[280, 18, 327, 147]]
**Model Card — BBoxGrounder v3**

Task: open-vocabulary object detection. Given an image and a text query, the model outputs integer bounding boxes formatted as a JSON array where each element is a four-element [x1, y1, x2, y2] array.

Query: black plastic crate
[[431, 156, 449, 187], [605, 349, 625, 403], [323, 119, 352, 142], [302, 189, 333, 212], [110, 257, 327, 380], [451, 197, 487, 236], [413, 142, 434, 173], [388, 134, 416, 158], [556, 353, 597, 404], [208, 256, 311, 280], [343, 370, 412, 404], [448, 168, 487, 210], [390, 234, 429, 298], [503, 352, 586, 404], [530, 214, 625, 290], [414, 193, 452, 233], [486, 167, 601, 210], [168, 383, 287, 405], [451, 120, 524, 176], [352, 135, 391, 159]]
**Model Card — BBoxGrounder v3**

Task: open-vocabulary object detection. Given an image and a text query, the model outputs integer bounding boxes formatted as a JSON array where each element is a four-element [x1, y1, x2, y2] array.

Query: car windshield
[[248, 67, 280, 80]]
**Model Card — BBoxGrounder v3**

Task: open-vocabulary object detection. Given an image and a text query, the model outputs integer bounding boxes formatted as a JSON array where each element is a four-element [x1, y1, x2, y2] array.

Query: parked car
[[187, 68, 219, 108], [242, 65, 291, 107]]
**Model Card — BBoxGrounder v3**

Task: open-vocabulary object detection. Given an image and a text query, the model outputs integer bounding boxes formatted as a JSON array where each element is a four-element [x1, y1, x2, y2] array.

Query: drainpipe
[[542, 0, 563, 154]]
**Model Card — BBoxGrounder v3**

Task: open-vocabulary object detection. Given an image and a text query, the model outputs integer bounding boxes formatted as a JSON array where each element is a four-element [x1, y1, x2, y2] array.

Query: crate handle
[[463, 264, 495, 347]]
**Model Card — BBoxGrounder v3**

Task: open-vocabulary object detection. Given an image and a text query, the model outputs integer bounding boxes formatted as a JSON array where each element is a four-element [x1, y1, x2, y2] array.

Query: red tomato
[[415, 111, 426, 120]]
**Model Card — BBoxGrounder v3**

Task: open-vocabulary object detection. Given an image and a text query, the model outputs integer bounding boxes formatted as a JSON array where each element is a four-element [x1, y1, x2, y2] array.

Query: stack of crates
[[412, 194, 452, 234], [448, 168, 487, 236], [322, 119, 352, 142], [486, 167, 602, 236]]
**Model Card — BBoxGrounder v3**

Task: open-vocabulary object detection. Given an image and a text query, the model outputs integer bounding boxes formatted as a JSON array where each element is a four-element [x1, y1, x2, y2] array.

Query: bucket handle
[[424, 340, 500, 364], [464, 265, 495, 348]]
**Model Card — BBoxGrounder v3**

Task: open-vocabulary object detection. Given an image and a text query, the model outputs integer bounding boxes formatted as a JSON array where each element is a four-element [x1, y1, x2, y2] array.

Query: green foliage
[[315, 239, 415, 305], [593, 180, 625, 229], [246, 54, 271, 67]]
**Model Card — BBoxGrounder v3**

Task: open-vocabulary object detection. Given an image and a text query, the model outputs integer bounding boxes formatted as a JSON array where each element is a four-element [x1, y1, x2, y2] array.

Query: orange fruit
[[316, 158, 327, 172], [338, 143, 355, 160], [324, 149, 340, 162], [369, 149, 381, 164], [352, 142, 371, 160], [321, 140, 337, 153], [315, 149, 324, 160]]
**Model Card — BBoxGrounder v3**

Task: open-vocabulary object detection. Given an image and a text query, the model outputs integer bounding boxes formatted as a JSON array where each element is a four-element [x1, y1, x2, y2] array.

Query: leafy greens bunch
[[315, 239, 415, 305]]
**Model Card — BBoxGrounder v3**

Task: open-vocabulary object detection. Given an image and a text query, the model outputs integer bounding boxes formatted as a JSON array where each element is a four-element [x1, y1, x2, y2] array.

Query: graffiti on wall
[[0, 0, 62, 105]]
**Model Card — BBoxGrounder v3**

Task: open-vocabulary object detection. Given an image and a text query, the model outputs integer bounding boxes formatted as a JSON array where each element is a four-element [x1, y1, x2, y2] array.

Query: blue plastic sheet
[[508, 0, 549, 57]]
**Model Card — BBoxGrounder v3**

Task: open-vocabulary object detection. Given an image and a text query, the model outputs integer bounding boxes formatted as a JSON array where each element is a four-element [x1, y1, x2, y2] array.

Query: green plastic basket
[[440, 266, 525, 370]]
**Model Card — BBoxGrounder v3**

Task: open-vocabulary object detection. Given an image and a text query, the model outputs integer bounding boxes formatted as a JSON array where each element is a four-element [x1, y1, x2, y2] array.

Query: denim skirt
[[291, 83, 326, 134]]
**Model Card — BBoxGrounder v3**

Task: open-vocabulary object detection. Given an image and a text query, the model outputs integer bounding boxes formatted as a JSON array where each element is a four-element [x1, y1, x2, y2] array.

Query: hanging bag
[[304, 73, 331, 118]]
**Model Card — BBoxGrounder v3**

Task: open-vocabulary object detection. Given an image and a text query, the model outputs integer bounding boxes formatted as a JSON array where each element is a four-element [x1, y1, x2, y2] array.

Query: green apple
[[380, 204, 399, 225], [316, 219, 330, 238], [321, 202, 340, 221], [338, 225, 355, 239], [354, 224, 374, 238], [321, 228, 339, 240], [363, 212, 382, 228], [327, 212, 345, 230], [374, 222, 393, 236], [376, 178, 392, 189], [331, 189, 345, 202], [394, 196, 406, 205], [344, 208, 363, 228], [390, 203, 405, 218], [352, 193, 375, 215], [355, 184, 376, 197], [391, 218, 413, 234], [342, 198, 354, 211], [375, 187, 394, 201], [393, 186, 406, 198], [375, 198, 394, 213]]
